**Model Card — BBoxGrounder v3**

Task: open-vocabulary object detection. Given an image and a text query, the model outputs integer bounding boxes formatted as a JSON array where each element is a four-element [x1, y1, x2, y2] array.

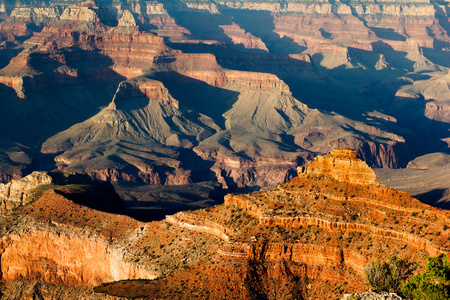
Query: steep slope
[[395, 71, 450, 124], [91, 149, 449, 299], [1, 149, 448, 299], [41, 77, 215, 184], [0, 5, 168, 146], [32, 37, 407, 190], [190, 74, 405, 189], [0, 171, 157, 291]]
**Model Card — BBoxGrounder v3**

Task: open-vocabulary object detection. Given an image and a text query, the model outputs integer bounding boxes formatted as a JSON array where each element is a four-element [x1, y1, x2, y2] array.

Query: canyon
[[0, 149, 447, 299], [0, 0, 449, 298], [0, 0, 448, 196]]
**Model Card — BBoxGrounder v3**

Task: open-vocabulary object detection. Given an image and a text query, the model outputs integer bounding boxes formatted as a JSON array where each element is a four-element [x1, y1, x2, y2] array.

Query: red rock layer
[[0, 189, 158, 286]]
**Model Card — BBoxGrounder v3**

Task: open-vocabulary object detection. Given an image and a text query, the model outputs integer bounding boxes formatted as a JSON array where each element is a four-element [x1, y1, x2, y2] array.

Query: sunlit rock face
[[298, 149, 377, 185], [91, 149, 448, 299], [0, 171, 52, 212], [0, 177, 157, 287]]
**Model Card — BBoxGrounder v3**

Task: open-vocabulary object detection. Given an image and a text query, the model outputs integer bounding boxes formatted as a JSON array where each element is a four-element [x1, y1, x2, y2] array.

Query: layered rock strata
[[297, 148, 377, 185], [0, 0, 448, 191], [92, 149, 449, 299], [0, 150, 448, 299], [0, 171, 52, 212], [0, 183, 157, 287]]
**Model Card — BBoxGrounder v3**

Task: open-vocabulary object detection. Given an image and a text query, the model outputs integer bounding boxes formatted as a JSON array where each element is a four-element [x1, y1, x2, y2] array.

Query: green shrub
[[401, 254, 450, 300], [364, 256, 416, 292]]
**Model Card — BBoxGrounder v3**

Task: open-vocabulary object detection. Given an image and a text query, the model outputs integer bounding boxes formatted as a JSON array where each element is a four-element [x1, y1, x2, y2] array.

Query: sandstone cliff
[[297, 148, 377, 185], [0, 178, 158, 288], [0, 150, 447, 299]]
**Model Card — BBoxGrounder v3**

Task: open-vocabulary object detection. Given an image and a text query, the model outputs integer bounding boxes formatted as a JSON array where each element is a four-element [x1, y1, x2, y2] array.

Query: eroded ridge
[[162, 149, 449, 295]]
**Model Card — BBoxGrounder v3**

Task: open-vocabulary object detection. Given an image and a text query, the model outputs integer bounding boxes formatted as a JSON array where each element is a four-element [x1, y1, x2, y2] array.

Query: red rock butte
[[298, 148, 377, 185]]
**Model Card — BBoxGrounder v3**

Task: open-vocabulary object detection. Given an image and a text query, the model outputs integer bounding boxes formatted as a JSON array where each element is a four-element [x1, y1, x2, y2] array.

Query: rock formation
[[91, 149, 448, 299], [0, 0, 449, 192], [342, 292, 403, 300], [60, 4, 98, 23], [0, 0, 448, 296], [117, 10, 136, 27], [40, 77, 211, 184], [0, 188, 157, 287], [0, 171, 52, 212], [0, 150, 448, 299], [297, 148, 377, 185]]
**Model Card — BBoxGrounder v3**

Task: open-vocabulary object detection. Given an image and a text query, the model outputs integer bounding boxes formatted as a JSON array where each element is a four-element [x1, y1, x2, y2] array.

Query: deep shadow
[[0, 47, 23, 69], [114, 180, 223, 222], [161, 0, 234, 44], [110, 81, 150, 111], [369, 27, 407, 41], [151, 71, 240, 129], [178, 148, 217, 182], [0, 47, 125, 146], [319, 28, 332, 39], [434, 14, 450, 47], [167, 34, 449, 168], [414, 188, 450, 209], [95, 146, 220, 222], [48, 171, 127, 214], [371, 41, 415, 71], [421, 46, 450, 68], [218, 5, 306, 54]]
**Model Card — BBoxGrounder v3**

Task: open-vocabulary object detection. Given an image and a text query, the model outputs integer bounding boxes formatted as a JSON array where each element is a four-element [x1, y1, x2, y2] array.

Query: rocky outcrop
[[180, 69, 291, 94], [96, 30, 167, 79], [166, 212, 233, 242], [108, 79, 179, 109], [0, 188, 158, 286], [130, 149, 448, 299], [9, 7, 61, 23], [298, 149, 376, 185], [0, 0, 447, 192], [342, 292, 403, 300], [219, 23, 268, 52], [60, 5, 98, 23], [0, 171, 52, 212], [0, 75, 26, 98], [0, 225, 157, 286], [0, 150, 446, 299], [218, 1, 434, 16], [117, 10, 136, 27], [40, 76, 210, 185]]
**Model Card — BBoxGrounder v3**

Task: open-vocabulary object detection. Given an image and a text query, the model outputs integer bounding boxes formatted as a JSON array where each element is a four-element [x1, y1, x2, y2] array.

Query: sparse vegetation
[[401, 254, 450, 300], [364, 256, 416, 293]]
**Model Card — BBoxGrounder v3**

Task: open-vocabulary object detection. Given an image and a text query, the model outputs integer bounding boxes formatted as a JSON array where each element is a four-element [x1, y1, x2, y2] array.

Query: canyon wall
[[0, 226, 157, 286], [0, 171, 52, 212], [0, 150, 448, 298], [0, 187, 158, 287]]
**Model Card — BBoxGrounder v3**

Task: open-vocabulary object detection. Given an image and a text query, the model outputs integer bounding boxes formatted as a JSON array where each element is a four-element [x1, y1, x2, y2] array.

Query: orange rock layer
[[297, 148, 377, 185]]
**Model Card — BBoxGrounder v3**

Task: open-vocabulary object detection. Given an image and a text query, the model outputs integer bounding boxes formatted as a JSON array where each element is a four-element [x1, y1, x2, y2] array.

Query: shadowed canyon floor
[[0, 149, 448, 299]]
